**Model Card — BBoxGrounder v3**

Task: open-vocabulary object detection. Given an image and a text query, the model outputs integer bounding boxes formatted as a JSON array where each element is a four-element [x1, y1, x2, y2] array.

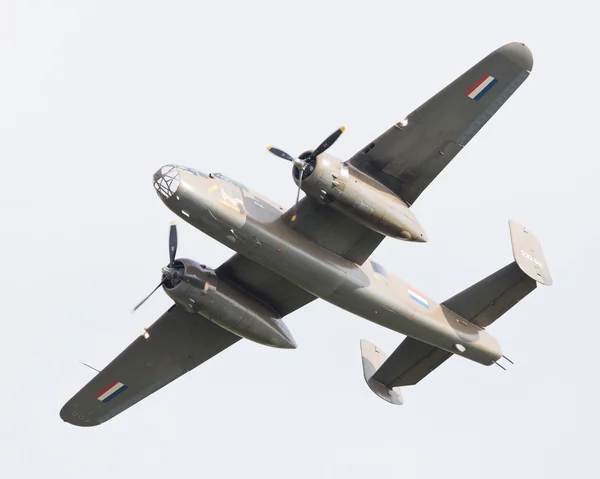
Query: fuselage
[[153, 164, 502, 366]]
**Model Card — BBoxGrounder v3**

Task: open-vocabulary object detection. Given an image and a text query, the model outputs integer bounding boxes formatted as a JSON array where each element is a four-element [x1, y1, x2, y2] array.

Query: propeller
[[133, 222, 211, 312], [132, 222, 180, 312], [267, 126, 345, 218]]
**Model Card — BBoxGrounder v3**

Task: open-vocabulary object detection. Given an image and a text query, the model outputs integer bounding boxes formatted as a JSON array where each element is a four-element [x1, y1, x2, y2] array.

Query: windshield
[[209, 172, 248, 191]]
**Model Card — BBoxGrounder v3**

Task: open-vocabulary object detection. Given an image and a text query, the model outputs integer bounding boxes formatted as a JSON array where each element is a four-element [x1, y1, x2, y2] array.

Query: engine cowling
[[163, 258, 297, 349], [293, 153, 427, 242]]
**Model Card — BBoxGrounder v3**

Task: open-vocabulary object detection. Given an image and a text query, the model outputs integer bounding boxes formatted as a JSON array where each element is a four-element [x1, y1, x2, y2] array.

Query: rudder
[[509, 219, 552, 286]]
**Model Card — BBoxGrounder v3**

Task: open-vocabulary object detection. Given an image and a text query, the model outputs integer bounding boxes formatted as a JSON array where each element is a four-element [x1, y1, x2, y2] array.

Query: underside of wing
[[347, 42, 534, 206], [60, 305, 240, 427], [281, 196, 385, 265], [216, 253, 317, 317]]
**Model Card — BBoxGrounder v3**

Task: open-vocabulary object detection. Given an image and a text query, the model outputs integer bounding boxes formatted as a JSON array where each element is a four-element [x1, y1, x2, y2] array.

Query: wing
[[62, 252, 318, 427], [346, 42, 534, 206], [60, 304, 240, 427], [281, 196, 385, 265], [371, 337, 453, 388], [216, 253, 317, 317]]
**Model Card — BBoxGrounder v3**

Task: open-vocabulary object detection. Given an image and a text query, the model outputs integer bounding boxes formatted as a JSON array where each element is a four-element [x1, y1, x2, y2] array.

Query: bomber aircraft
[[61, 42, 551, 426]]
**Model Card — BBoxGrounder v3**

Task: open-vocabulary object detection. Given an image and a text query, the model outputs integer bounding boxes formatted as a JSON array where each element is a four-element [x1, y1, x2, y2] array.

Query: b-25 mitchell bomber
[[61, 42, 551, 426]]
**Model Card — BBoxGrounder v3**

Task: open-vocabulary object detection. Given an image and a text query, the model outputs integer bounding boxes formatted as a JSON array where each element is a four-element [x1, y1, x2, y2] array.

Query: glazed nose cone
[[153, 165, 181, 199]]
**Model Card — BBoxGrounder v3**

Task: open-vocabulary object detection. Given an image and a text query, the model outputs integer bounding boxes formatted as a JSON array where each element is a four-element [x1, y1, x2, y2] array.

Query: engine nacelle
[[163, 258, 297, 349], [294, 153, 427, 242]]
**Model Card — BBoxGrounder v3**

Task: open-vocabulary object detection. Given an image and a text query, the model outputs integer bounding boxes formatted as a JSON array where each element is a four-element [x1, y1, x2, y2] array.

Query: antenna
[[494, 361, 507, 371], [79, 361, 101, 373], [502, 355, 514, 364]]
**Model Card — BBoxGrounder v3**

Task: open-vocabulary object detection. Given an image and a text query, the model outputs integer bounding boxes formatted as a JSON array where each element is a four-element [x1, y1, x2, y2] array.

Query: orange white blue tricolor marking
[[466, 74, 497, 101], [96, 381, 128, 403], [408, 288, 430, 309]]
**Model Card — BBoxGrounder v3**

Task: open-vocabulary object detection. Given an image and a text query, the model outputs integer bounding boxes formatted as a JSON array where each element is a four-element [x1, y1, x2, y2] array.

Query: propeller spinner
[[132, 222, 206, 312], [267, 126, 345, 216]]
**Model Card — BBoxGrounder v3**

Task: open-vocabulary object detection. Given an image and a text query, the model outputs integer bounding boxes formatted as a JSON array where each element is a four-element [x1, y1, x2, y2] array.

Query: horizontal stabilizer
[[360, 338, 453, 405], [372, 337, 453, 388], [443, 220, 551, 328]]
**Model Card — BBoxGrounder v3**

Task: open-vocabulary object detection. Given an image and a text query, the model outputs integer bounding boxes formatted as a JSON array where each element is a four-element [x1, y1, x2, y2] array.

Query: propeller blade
[[267, 146, 294, 162], [310, 126, 345, 159], [132, 278, 167, 312], [169, 221, 177, 268]]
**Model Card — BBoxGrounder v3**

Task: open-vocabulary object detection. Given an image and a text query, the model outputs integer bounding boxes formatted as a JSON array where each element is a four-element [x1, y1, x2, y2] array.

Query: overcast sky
[[1, 1, 599, 477]]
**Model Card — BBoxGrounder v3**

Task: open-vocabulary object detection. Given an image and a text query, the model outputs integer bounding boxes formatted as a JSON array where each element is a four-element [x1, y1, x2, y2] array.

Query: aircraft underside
[[60, 42, 551, 427]]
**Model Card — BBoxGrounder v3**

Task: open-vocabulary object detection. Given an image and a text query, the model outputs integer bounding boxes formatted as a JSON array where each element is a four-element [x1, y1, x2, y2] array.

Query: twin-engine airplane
[[61, 42, 551, 426]]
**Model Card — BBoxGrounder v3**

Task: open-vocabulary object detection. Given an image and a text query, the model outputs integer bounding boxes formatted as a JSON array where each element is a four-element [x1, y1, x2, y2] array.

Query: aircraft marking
[[218, 188, 244, 213], [95, 381, 128, 403], [408, 288, 430, 310], [466, 74, 497, 100], [521, 250, 544, 269]]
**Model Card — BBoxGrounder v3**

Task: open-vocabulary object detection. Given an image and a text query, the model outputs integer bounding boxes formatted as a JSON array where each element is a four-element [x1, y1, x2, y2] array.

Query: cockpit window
[[184, 167, 207, 178], [371, 261, 388, 278], [210, 172, 248, 191]]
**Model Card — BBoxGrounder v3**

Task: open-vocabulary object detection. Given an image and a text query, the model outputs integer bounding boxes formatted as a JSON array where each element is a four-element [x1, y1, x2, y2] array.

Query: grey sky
[[1, 1, 599, 477]]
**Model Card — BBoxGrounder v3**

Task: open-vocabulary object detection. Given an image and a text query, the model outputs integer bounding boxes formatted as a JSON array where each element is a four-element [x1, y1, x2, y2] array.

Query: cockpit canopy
[[153, 164, 250, 200]]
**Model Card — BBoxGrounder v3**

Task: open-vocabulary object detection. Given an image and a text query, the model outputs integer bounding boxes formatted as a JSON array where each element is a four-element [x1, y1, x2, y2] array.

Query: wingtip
[[496, 42, 534, 71], [59, 404, 101, 427]]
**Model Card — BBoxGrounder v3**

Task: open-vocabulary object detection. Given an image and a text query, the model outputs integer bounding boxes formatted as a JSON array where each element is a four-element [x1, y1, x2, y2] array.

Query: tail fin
[[509, 219, 552, 286], [442, 219, 551, 328]]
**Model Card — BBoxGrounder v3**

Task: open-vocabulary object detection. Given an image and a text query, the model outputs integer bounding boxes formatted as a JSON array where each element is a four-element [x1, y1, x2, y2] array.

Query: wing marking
[[466, 74, 498, 100], [95, 381, 128, 403]]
